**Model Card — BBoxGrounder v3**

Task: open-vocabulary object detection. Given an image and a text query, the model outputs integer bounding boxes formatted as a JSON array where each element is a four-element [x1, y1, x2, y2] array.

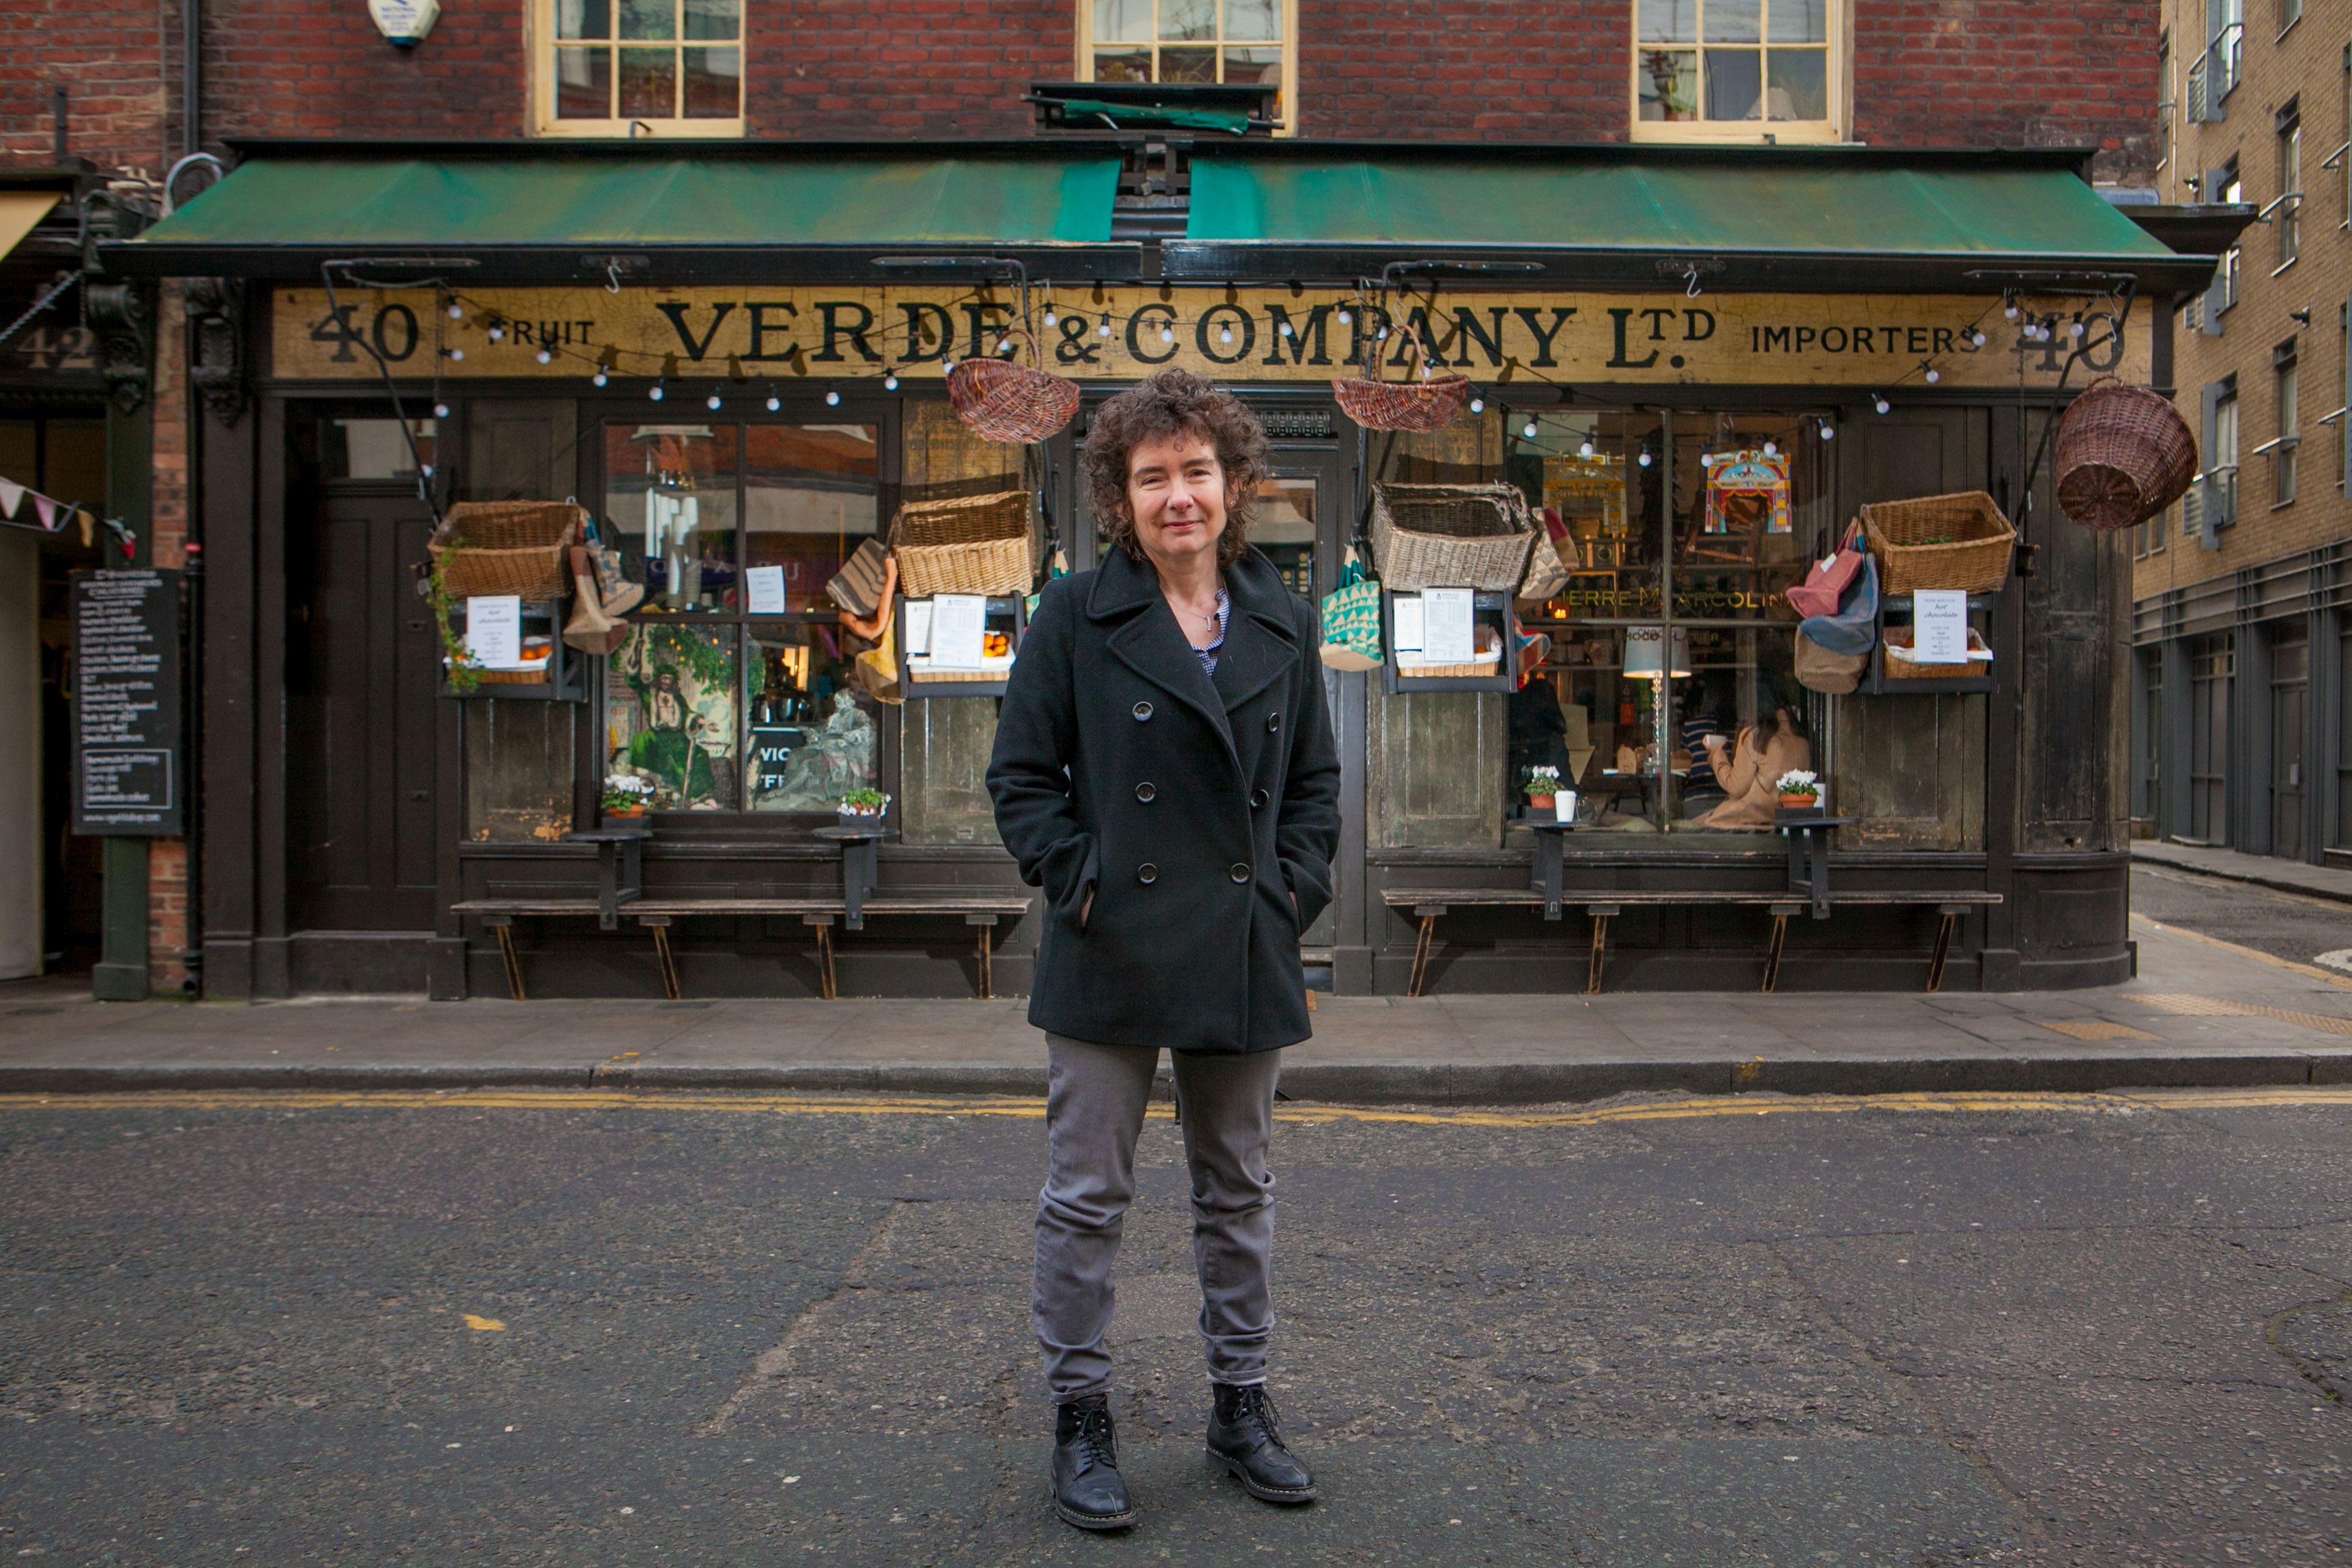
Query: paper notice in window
[[1391, 594, 1425, 653], [745, 565, 787, 615], [930, 594, 988, 669], [1422, 588, 1476, 664], [1911, 589, 1970, 664], [464, 596, 522, 668], [903, 599, 934, 655]]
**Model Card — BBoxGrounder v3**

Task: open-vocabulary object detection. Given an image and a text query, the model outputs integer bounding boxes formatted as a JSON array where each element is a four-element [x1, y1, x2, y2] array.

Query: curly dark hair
[[1082, 368, 1271, 569]]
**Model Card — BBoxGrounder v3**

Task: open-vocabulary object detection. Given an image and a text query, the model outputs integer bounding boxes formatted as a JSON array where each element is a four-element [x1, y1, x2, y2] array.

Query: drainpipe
[[184, 0, 200, 155]]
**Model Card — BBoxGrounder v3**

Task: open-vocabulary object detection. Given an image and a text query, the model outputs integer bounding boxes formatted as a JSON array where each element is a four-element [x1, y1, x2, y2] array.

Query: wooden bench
[[450, 895, 1034, 1002], [1382, 888, 2004, 997]]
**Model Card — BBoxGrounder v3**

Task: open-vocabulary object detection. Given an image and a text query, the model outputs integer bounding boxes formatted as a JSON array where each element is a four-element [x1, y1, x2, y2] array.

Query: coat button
[[1135, 781, 1157, 803], [1266, 710, 1281, 732], [1230, 862, 1251, 883], [1133, 700, 1153, 722], [1137, 863, 1158, 885], [1250, 787, 1270, 809]]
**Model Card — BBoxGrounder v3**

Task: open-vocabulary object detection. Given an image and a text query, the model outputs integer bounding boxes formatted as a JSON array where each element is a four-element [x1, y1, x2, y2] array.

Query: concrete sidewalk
[[6, 913, 2352, 1101], [2132, 836, 2352, 904]]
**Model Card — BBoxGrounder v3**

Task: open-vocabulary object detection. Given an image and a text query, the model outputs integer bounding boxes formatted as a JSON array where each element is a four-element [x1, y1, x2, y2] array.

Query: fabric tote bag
[[1318, 547, 1384, 672], [1786, 521, 1868, 620]]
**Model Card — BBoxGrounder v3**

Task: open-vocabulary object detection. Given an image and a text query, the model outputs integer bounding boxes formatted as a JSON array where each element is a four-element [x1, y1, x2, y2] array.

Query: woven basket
[[1882, 626, 1992, 681], [1331, 320, 1471, 432], [2054, 378, 2200, 531], [946, 335, 1080, 444], [890, 490, 1035, 598], [429, 500, 584, 601], [476, 666, 552, 685], [1370, 483, 1538, 591], [1860, 492, 2016, 596]]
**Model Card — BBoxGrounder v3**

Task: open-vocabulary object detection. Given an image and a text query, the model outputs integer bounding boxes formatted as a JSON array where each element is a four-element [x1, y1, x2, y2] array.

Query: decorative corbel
[[182, 276, 247, 425], [83, 279, 155, 415]]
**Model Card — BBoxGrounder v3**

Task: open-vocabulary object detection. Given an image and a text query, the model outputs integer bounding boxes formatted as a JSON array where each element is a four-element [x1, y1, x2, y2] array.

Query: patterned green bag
[[1318, 547, 1383, 672]]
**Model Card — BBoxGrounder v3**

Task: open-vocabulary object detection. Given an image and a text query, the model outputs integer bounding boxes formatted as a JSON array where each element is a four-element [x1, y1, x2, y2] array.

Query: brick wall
[[149, 287, 191, 996], [4, 0, 2159, 163]]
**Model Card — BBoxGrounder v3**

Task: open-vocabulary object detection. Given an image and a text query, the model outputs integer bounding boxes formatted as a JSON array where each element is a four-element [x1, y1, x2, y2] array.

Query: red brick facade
[[6, 0, 2158, 174]]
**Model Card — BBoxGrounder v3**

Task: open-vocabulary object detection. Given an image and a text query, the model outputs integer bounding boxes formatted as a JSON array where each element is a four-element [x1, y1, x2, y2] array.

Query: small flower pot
[[1527, 793, 1555, 814], [603, 805, 647, 820], [838, 810, 884, 830], [1778, 793, 1822, 812]]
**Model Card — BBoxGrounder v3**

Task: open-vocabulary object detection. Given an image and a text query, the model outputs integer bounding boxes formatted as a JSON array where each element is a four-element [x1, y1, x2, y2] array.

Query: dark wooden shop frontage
[[105, 137, 2217, 1001]]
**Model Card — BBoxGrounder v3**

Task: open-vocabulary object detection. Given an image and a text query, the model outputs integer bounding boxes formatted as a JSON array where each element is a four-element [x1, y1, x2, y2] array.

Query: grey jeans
[[1034, 1033, 1283, 1401]]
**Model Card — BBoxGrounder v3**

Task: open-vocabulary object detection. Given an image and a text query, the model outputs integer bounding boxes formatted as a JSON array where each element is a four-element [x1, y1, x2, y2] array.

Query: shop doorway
[[2271, 627, 2308, 860], [2187, 633, 2233, 846], [285, 453, 443, 934]]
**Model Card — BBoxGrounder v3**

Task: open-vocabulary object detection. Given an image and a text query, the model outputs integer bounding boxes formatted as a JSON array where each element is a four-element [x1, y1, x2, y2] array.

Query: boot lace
[[1228, 1384, 1286, 1449], [1070, 1401, 1118, 1473]]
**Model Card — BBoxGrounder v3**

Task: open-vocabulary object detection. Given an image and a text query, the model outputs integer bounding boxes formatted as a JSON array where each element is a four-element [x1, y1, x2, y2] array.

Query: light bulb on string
[[1336, 307, 1353, 325], [1579, 439, 1595, 459], [2068, 320, 2086, 338], [1873, 395, 1890, 415], [942, 357, 956, 372], [592, 368, 608, 388], [1818, 422, 1835, 441], [433, 402, 450, 419], [706, 392, 722, 411], [1376, 326, 1389, 341], [447, 303, 464, 321], [447, 348, 465, 362], [1762, 440, 1778, 457], [1969, 330, 1988, 348], [884, 372, 900, 391], [1159, 325, 1175, 345], [1522, 418, 1538, 440], [649, 382, 665, 402], [765, 391, 781, 412], [1043, 307, 1058, 326], [1469, 396, 1485, 413], [487, 325, 505, 342], [1637, 447, 1653, 468], [1278, 320, 1293, 337], [1219, 325, 1234, 345], [825, 388, 841, 407], [1099, 316, 1113, 339], [2003, 296, 2021, 321], [535, 348, 552, 365], [1923, 367, 1941, 384]]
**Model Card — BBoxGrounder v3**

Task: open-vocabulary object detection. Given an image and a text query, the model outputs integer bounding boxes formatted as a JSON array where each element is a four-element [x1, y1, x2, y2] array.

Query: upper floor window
[[1080, 1, 1296, 130], [1632, 0, 1844, 143], [535, 0, 743, 137]]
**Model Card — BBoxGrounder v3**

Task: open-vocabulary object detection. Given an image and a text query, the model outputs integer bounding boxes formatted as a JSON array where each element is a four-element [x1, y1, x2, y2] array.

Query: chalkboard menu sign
[[71, 568, 183, 836]]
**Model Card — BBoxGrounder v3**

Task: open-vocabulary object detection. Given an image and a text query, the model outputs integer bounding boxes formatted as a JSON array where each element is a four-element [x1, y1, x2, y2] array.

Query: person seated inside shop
[[1691, 699, 1811, 830], [1675, 675, 1729, 818]]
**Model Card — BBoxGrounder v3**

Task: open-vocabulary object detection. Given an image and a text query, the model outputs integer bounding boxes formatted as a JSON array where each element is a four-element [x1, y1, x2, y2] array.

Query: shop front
[[107, 140, 2214, 999]]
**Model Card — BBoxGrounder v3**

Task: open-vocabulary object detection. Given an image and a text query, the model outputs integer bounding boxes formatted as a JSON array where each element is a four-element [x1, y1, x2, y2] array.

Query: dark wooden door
[[2273, 634, 2309, 861], [287, 490, 441, 931]]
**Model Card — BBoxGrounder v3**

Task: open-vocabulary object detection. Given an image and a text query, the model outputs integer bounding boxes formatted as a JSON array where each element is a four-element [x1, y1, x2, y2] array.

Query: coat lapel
[[1089, 548, 1238, 762], [1209, 551, 1302, 713]]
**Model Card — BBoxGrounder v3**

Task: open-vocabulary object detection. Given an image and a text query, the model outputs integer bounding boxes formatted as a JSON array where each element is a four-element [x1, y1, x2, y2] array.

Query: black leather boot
[[1207, 1382, 1316, 1504], [1051, 1393, 1138, 1531]]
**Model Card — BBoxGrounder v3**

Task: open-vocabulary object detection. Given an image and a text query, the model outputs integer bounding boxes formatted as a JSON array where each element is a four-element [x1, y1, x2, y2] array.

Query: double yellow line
[[2, 1085, 2347, 1128]]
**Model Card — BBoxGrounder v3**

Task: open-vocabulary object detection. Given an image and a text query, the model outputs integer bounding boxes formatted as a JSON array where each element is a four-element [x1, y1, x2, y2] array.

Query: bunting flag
[[0, 476, 21, 519], [0, 471, 110, 545]]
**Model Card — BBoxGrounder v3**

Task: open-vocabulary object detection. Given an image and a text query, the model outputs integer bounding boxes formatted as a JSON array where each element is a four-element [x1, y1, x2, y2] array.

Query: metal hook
[[606, 259, 623, 296], [1685, 266, 1702, 299]]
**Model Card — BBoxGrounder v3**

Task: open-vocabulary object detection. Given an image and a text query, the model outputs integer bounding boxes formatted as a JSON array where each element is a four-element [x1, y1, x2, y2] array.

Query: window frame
[[1075, 0, 1301, 135], [528, 0, 746, 140], [1628, 0, 1850, 144]]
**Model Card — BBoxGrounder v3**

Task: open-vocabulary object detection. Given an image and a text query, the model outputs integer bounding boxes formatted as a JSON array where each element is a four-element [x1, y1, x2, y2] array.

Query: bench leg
[[1762, 911, 1790, 994], [649, 922, 681, 1002], [1586, 913, 1610, 996], [975, 923, 994, 1001], [816, 922, 837, 1002], [489, 920, 525, 1002], [1408, 914, 1436, 998], [1926, 909, 1959, 994]]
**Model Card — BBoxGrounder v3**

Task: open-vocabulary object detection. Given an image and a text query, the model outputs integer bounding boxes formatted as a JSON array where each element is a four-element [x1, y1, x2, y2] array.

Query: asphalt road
[[2132, 861, 2352, 968], [2, 1087, 2348, 1567]]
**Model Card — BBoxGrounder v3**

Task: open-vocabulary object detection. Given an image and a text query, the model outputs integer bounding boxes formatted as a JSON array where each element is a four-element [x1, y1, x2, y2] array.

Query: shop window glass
[[1516, 408, 1825, 838], [1636, 0, 1836, 139], [745, 628, 877, 811], [606, 623, 740, 811], [1253, 474, 1318, 598], [605, 422, 740, 612], [543, 0, 742, 134], [1084, 0, 1294, 127], [325, 418, 435, 480], [743, 423, 881, 613]]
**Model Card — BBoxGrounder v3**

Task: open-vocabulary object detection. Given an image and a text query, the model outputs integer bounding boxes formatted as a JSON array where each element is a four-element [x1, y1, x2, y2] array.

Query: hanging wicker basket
[[890, 489, 1035, 598], [427, 500, 584, 601], [1331, 318, 1471, 432], [1859, 491, 2016, 596], [1370, 482, 1539, 591], [946, 330, 1080, 444], [2053, 378, 2200, 531]]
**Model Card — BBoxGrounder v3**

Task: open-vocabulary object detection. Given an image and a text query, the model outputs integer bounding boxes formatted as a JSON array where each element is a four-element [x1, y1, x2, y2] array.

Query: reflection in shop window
[[1253, 473, 1318, 597], [325, 418, 435, 480], [745, 626, 877, 811], [744, 424, 881, 612], [606, 623, 740, 809], [605, 423, 740, 612]]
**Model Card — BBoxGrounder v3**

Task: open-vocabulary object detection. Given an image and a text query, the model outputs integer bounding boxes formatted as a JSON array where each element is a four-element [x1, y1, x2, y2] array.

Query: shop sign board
[[70, 568, 183, 836], [270, 287, 2146, 389]]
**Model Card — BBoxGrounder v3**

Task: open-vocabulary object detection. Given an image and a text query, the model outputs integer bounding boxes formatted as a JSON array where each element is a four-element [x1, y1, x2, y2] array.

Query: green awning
[[107, 154, 1135, 281], [1173, 154, 2213, 293]]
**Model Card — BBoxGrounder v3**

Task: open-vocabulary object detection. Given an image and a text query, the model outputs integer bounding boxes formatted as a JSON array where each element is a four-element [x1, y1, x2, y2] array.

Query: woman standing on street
[[987, 368, 1342, 1531]]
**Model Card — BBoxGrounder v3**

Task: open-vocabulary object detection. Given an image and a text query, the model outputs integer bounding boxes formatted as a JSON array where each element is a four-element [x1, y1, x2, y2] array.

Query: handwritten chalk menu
[[71, 569, 182, 835]]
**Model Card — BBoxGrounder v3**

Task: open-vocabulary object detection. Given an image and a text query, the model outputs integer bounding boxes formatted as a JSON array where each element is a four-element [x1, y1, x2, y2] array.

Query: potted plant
[[838, 787, 892, 827], [1776, 770, 1824, 814], [1521, 765, 1561, 816], [601, 773, 655, 820]]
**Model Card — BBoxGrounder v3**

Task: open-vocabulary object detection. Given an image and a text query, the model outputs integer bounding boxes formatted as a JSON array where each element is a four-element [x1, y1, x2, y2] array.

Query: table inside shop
[[563, 825, 650, 931], [811, 823, 895, 931]]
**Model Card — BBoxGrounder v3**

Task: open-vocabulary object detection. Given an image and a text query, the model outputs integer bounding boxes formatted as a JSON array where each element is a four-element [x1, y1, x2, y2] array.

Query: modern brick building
[[3, 1, 2214, 1000], [2133, 0, 2347, 866]]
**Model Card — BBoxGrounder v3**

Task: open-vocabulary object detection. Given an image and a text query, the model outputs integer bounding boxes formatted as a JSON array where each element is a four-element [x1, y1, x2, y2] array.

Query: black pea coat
[[986, 545, 1342, 1054]]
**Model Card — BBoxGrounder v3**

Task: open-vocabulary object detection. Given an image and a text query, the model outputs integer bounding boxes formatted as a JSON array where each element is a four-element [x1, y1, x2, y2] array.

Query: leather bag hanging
[[1786, 521, 1866, 619]]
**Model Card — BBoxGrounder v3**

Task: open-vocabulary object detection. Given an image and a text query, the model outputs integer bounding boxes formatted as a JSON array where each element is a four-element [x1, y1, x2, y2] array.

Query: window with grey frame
[[2188, 633, 2233, 844], [2254, 339, 2299, 506], [2196, 376, 2240, 542], [2197, 162, 2244, 334], [2187, 0, 2241, 119], [2272, 100, 2303, 269]]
